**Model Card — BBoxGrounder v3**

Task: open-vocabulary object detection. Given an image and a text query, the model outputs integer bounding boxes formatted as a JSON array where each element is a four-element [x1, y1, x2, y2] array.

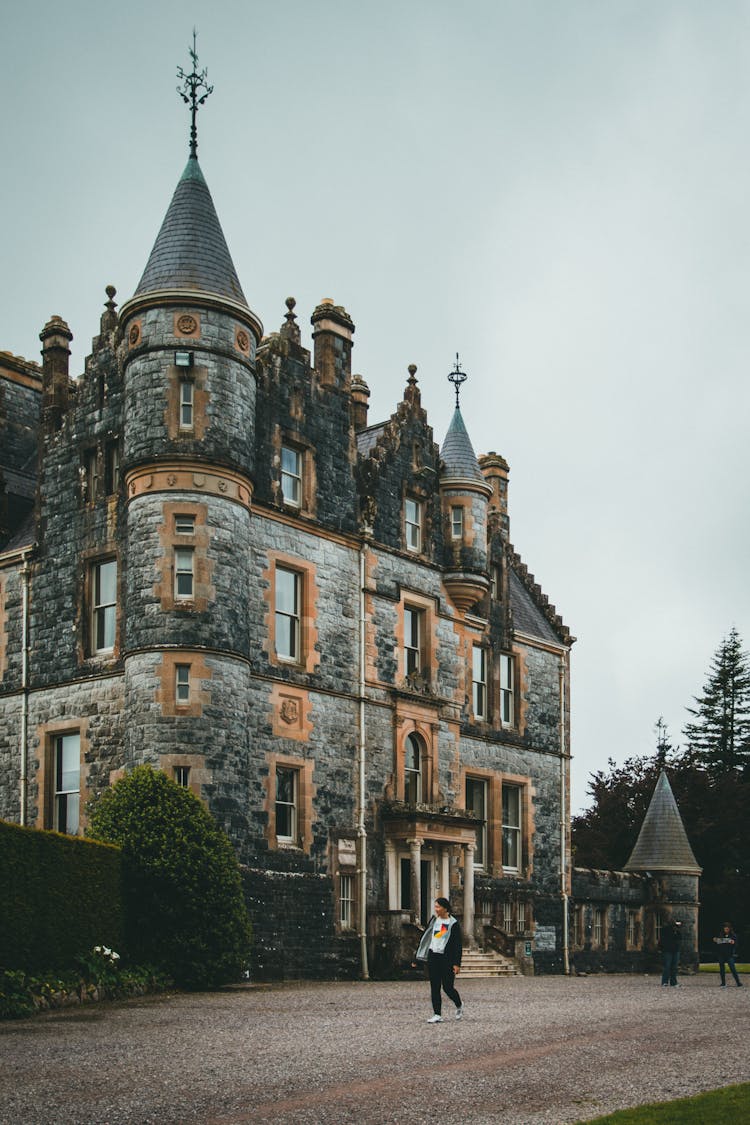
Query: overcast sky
[[2, 1, 748, 811]]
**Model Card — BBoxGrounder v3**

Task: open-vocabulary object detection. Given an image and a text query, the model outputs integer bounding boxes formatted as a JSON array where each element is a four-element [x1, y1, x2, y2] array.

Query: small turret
[[40, 316, 73, 432]]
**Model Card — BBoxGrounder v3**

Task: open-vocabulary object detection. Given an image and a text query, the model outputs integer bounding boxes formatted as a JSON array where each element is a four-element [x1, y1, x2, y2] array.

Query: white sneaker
[[455, 1004, 464, 1020], [427, 1014, 443, 1023]]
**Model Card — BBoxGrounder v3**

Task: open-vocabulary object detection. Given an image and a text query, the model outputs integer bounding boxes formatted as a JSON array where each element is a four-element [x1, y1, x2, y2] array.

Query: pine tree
[[683, 627, 750, 775]]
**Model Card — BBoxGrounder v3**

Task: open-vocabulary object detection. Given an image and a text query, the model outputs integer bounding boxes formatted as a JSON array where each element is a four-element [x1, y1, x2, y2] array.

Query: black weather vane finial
[[177, 29, 213, 159], [448, 353, 467, 407]]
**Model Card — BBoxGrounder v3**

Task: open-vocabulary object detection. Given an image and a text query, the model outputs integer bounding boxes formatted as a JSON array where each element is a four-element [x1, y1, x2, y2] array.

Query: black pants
[[428, 951, 461, 1015], [719, 957, 742, 986]]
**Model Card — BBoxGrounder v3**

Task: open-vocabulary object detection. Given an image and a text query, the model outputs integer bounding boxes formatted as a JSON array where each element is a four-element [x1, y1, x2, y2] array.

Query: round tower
[[439, 359, 491, 613], [115, 58, 262, 818]]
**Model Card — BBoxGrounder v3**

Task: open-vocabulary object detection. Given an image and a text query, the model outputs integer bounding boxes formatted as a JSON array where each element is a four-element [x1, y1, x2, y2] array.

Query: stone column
[[463, 842, 476, 946], [407, 837, 423, 924], [385, 839, 398, 910], [441, 848, 451, 900]]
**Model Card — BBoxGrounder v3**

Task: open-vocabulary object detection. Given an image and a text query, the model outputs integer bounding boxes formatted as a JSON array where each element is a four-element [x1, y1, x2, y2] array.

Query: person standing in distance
[[658, 917, 683, 987], [413, 897, 464, 1023], [713, 921, 743, 988]]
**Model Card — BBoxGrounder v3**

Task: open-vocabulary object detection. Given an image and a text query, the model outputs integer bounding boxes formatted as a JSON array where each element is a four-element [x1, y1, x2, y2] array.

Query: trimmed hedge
[[0, 820, 123, 973]]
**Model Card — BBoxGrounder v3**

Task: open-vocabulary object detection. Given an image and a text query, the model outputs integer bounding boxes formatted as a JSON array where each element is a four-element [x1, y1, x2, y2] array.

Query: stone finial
[[100, 285, 118, 333], [280, 296, 301, 343], [448, 353, 467, 407], [404, 364, 421, 406]]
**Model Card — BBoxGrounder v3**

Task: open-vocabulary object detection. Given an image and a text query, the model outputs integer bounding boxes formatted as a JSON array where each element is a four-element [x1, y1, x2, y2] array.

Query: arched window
[[404, 733, 423, 804]]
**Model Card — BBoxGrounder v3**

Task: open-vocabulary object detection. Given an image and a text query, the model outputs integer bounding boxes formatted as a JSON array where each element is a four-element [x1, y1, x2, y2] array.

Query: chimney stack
[[40, 316, 73, 431], [311, 298, 354, 388], [350, 374, 370, 430]]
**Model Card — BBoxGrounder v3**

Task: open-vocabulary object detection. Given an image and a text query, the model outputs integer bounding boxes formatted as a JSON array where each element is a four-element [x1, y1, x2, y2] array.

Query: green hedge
[[0, 820, 123, 973]]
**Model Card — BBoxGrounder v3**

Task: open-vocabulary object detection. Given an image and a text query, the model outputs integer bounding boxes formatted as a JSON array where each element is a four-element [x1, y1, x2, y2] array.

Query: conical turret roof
[[134, 156, 247, 306], [440, 407, 485, 483], [624, 770, 702, 874]]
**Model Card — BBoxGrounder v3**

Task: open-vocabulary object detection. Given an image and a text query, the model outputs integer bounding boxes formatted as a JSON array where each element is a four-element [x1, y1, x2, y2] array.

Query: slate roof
[[624, 770, 702, 874], [509, 568, 563, 644], [440, 407, 484, 482], [135, 156, 247, 305], [356, 423, 386, 458], [0, 511, 36, 554]]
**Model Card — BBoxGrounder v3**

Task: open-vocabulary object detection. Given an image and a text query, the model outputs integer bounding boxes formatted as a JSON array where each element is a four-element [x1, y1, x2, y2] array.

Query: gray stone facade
[[6, 144, 673, 982]]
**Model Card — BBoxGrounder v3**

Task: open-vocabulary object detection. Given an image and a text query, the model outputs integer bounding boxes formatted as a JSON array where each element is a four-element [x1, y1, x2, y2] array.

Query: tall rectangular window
[[627, 909, 638, 948], [281, 445, 302, 508], [54, 733, 80, 835], [174, 548, 194, 599], [500, 653, 515, 727], [502, 784, 521, 870], [276, 765, 298, 843], [104, 441, 120, 495], [404, 498, 422, 553], [503, 899, 514, 931], [179, 380, 194, 430], [465, 776, 487, 867], [451, 506, 463, 540], [404, 606, 423, 678], [340, 874, 355, 931], [275, 567, 300, 662], [84, 449, 98, 504], [175, 664, 191, 704], [404, 733, 423, 804], [174, 765, 191, 788], [490, 564, 501, 601], [472, 645, 487, 720], [92, 559, 117, 653], [594, 908, 605, 948]]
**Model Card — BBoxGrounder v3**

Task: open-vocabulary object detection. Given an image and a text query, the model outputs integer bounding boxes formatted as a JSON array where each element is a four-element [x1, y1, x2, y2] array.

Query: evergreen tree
[[683, 627, 750, 775]]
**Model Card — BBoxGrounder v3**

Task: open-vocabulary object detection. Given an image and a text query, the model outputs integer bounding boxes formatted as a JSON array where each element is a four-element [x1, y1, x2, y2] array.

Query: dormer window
[[404, 498, 422, 553]]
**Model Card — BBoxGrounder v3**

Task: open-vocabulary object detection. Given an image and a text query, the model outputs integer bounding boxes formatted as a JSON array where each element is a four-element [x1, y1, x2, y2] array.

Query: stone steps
[[460, 949, 519, 978]]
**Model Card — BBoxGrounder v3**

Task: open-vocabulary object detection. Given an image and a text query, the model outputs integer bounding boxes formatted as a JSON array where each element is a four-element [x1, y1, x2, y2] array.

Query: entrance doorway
[[399, 857, 432, 924]]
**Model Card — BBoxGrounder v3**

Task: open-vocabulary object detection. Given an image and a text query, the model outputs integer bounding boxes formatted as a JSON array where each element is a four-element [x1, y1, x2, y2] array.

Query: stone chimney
[[311, 298, 354, 388], [479, 451, 510, 538], [350, 374, 370, 430], [40, 316, 73, 431]]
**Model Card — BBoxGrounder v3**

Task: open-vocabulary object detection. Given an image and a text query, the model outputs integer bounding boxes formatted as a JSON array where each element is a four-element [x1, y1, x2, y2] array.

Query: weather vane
[[177, 30, 213, 159], [448, 353, 467, 407]]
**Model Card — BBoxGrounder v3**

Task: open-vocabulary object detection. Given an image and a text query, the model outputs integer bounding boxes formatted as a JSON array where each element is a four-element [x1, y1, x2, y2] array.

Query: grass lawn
[[579, 1083, 750, 1123], [699, 963, 749, 973]]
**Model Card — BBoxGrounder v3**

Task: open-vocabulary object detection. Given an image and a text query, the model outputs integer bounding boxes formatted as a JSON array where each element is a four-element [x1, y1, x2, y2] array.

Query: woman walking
[[413, 897, 464, 1023]]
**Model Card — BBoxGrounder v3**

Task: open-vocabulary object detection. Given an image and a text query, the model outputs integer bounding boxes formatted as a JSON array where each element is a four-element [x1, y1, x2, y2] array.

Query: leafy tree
[[87, 765, 252, 989], [683, 627, 750, 775]]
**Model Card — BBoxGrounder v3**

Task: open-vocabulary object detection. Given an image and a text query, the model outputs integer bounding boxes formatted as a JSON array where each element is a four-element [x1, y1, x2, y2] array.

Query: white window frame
[[179, 379, 194, 430], [404, 498, 422, 553], [92, 559, 117, 653], [404, 606, 422, 679], [281, 445, 302, 508], [174, 547, 194, 600], [500, 653, 515, 727], [54, 732, 80, 836], [404, 733, 423, 804], [340, 873, 355, 931], [275, 765, 298, 843], [472, 645, 487, 720], [451, 506, 463, 540], [175, 664, 191, 704], [465, 776, 487, 868], [502, 783, 521, 871], [275, 567, 301, 663]]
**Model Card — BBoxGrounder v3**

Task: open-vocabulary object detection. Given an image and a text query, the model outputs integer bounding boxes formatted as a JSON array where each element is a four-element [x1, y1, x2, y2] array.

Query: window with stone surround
[[104, 440, 120, 496], [53, 732, 81, 835], [179, 378, 194, 430], [281, 445, 302, 508], [472, 645, 487, 720], [490, 563, 501, 601], [593, 908, 607, 948], [451, 505, 463, 540], [404, 732, 423, 804], [465, 776, 487, 867], [500, 652, 515, 727], [275, 567, 301, 662], [502, 898, 514, 931], [174, 547, 194, 600], [404, 497, 422, 553], [264, 754, 315, 853], [175, 664, 191, 705], [174, 765, 191, 788], [174, 513, 195, 535], [275, 765, 298, 843], [502, 783, 522, 870], [627, 909, 640, 949], [339, 873, 355, 931], [403, 606, 424, 679], [90, 558, 117, 654], [83, 448, 98, 504]]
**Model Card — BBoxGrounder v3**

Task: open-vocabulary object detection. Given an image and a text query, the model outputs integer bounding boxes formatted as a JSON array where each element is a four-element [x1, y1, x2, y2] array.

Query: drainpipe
[[19, 552, 32, 827], [357, 540, 370, 980], [559, 655, 570, 974]]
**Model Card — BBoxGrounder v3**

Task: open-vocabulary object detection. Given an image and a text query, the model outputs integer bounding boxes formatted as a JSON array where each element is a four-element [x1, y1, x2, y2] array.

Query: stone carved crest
[[129, 323, 141, 346], [193, 473, 206, 487], [280, 698, 300, 725], [177, 314, 198, 335], [236, 329, 250, 353]]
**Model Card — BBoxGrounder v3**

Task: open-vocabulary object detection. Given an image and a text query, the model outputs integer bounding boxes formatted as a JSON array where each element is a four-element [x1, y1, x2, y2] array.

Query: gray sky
[[2, 1, 748, 811]]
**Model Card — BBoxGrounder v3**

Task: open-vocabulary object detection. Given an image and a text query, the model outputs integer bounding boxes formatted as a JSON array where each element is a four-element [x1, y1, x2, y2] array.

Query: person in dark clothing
[[713, 921, 743, 988], [659, 918, 682, 986], [413, 897, 464, 1023]]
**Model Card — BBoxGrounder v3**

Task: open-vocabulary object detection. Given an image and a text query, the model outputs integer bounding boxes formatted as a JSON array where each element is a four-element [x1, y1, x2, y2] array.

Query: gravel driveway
[[1, 973, 748, 1124]]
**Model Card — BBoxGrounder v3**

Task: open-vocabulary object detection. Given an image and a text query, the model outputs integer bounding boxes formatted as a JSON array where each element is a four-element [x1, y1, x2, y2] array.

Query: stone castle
[[0, 83, 700, 977]]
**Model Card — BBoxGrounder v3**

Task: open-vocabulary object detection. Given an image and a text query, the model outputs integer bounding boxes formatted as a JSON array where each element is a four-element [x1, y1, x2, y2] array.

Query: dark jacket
[[659, 923, 683, 954], [714, 930, 738, 960], [415, 915, 463, 966]]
